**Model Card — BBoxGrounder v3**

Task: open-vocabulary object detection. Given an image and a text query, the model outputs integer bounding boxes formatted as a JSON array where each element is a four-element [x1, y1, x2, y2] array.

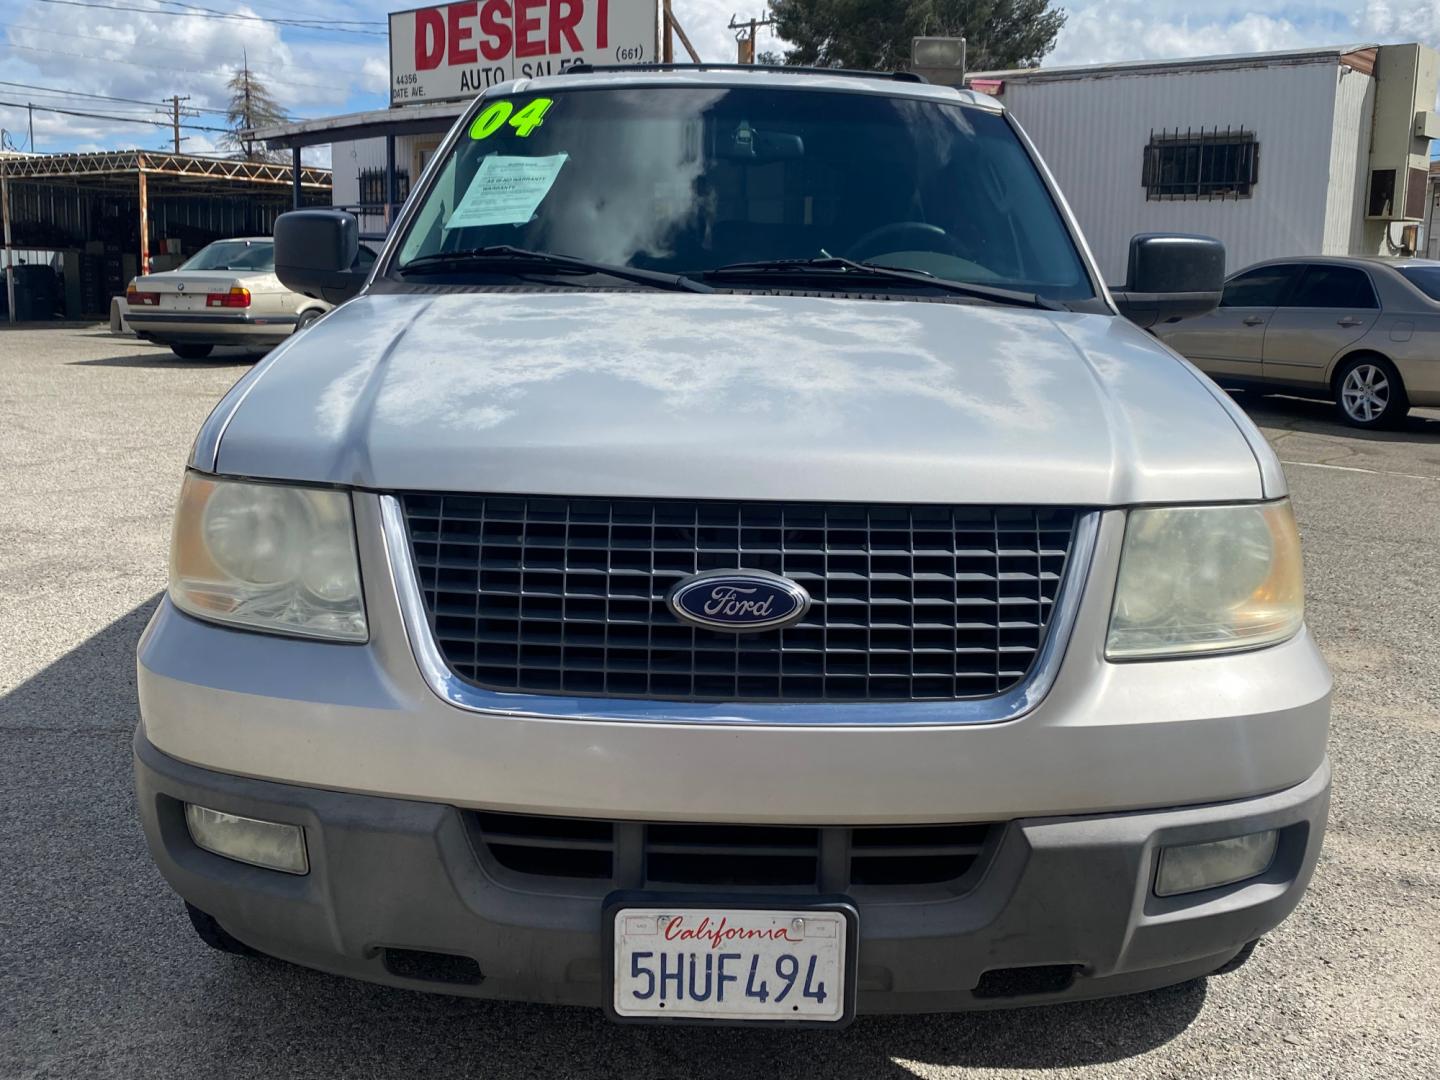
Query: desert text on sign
[[389, 0, 657, 105]]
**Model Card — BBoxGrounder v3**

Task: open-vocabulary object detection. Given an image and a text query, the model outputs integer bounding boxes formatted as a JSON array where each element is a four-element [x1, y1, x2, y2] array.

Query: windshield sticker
[[445, 153, 569, 229], [469, 97, 554, 140]]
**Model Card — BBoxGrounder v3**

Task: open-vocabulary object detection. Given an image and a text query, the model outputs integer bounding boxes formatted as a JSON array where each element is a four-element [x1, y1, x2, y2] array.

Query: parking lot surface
[[2, 325, 1437, 1079]]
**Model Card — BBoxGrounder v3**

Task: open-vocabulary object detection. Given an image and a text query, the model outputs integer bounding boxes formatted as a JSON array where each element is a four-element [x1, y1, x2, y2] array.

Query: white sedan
[[124, 237, 375, 359]]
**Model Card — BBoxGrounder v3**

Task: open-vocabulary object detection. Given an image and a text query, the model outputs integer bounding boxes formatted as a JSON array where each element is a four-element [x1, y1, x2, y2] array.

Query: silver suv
[[135, 68, 1331, 1025]]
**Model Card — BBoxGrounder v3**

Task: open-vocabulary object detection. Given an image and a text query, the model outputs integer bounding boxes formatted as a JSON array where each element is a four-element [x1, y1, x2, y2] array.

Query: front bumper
[[135, 732, 1329, 1013]]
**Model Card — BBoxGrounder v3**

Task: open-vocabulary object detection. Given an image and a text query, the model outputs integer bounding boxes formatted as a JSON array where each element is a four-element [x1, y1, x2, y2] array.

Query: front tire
[[1334, 355, 1407, 429], [170, 343, 214, 360]]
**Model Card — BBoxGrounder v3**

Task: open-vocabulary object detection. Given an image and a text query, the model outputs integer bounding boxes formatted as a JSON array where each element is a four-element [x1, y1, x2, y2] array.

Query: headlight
[[169, 473, 367, 641], [1107, 500, 1303, 659]]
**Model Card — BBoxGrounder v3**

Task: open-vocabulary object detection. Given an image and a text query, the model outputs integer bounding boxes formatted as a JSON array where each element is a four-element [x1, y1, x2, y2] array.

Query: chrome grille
[[468, 811, 995, 893], [400, 494, 1078, 702]]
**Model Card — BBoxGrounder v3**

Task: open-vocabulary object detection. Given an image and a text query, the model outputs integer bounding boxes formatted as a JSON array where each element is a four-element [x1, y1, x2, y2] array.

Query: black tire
[[185, 902, 263, 958], [170, 343, 214, 360], [1211, 938, 1259, 976], [295, 308, 324, 332], [1333, 355, 1408, 429]]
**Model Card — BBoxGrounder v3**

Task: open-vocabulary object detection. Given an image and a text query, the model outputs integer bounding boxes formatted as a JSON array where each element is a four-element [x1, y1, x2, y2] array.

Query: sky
[[1, 0, 1437, 168]]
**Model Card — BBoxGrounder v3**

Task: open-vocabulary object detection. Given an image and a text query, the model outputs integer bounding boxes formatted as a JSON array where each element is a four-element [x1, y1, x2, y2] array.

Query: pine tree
[[220, 53, 287, 162]]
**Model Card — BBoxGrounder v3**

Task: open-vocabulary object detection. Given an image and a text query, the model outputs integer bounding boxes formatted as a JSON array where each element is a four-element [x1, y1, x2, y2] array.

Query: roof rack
[[560, 62, 927, 84]]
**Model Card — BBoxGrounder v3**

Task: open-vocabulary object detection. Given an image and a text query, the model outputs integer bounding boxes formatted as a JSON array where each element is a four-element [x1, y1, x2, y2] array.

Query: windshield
[[394, 86, 1093, 302], [181, 241, 275, 272], [1396, 265, 1440, 302]]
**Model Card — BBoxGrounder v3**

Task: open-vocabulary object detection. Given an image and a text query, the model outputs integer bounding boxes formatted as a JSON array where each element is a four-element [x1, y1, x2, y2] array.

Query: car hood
[[206, 291, 1274, 505]]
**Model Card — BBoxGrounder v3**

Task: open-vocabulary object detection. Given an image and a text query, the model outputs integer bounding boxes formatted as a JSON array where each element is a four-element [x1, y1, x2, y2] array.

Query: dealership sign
[[389, 0, 658, 105]]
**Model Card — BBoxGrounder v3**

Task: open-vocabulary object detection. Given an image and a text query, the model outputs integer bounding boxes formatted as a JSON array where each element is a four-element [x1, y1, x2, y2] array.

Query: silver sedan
[[1158, 256, 1440, 429], [124, 238, 375, 360]]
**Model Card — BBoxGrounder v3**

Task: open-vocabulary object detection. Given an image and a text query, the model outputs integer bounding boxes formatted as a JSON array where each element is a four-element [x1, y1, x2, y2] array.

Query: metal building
[[967, 45, 1439, 282], [0, 150, 331, 321]]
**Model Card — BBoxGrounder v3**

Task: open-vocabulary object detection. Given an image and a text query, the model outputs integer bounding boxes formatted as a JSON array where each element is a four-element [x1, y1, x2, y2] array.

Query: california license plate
[[607, 901, 855, 1025]]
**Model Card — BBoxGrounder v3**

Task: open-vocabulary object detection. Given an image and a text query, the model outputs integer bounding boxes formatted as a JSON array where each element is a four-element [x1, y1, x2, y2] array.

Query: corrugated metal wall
[[998, 60, 1357, 281], [2, 181, 314, 250], [1323, 66, 1376, 254]]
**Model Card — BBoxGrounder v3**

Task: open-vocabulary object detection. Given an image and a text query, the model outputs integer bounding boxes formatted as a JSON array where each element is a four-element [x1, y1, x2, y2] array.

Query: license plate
[[608, 903, 853, 1024], [162, 294, 205, 311]]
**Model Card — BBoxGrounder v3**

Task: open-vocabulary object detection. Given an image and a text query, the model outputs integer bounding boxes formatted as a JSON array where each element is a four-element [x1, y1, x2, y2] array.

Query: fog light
[[1156, 830, 1277, 896], [185, 804, 308, 874]]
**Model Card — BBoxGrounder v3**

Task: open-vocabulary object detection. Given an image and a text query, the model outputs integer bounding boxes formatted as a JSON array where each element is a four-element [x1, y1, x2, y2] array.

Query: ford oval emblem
[[667, 569, 811, 634]]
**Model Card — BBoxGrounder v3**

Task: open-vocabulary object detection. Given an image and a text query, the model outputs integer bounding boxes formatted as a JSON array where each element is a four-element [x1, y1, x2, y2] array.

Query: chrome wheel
[[1340, 363, 1390, 424]]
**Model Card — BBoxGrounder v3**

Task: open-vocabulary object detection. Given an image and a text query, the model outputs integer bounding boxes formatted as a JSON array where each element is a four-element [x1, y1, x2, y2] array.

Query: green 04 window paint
[[469, 97, 555, 140]]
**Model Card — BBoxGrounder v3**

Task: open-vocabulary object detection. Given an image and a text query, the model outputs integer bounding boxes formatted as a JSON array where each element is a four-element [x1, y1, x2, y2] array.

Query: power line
[[0, 79, 227, 115], [0, 41, 347, 96], [32, 0, 387, 36], [0, 22, 338, 96], [0, 97, 230, 132], [0, 92, 171, 120], [153, 0, 384, 28]]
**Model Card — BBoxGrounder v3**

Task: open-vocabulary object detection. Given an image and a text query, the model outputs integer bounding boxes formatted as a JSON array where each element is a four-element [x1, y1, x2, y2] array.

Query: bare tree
[[220, 53, 287, 162]]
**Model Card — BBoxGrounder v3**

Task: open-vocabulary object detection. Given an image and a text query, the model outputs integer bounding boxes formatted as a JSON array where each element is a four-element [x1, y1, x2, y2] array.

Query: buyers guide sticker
[[445, 153, 569, 229]]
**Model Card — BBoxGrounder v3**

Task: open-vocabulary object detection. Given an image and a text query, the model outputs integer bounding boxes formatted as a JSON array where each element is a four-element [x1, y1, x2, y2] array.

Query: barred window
[[1142, 129, 1259, 201], [357, 167, 410, 207]]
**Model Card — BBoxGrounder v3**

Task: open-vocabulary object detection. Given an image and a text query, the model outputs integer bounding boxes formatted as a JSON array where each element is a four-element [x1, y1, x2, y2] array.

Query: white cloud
[[360, 55, 391, 95], [1361, 0, 1440, 39], [1048, 0, 1440, 68], [1050, 5, 1323, 67], [1, 0, 384, 156]]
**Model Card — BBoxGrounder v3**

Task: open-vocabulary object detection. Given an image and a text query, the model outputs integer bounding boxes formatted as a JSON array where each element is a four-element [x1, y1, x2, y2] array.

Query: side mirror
[[274, 210, 366, 306], [1112, 233, 1225, 329]]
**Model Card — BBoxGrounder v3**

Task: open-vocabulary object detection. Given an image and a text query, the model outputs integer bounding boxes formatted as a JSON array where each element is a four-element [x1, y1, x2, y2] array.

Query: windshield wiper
[[399, 245, 712, 293], [702, 257, 1061, 310]]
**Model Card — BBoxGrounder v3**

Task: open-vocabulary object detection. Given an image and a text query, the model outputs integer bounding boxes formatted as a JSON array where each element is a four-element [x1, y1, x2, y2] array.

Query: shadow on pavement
[[68, 352, 264, 369], [3, 597, 1206, 1077], [198, 958, 1206, 1076], [1228, 388, 1440, 442]]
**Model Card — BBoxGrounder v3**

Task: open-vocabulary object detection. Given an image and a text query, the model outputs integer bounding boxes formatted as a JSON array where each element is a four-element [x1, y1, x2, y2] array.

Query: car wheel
[[171, 343, 215, 360], [1334, 355, 1408, 429], [185, 903, 264, 958], [295, 309, 323, 332]]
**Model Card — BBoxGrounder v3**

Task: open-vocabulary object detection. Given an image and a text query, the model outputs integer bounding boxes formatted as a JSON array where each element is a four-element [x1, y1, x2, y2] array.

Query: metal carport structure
[[0, 151, 331, 322]]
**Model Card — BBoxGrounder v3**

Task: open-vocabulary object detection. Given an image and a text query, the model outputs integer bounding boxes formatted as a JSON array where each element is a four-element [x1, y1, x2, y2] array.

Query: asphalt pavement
[[1, 325, 1437, 1079]]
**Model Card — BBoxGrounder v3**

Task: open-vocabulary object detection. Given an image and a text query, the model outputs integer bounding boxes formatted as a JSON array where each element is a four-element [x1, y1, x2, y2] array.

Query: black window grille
[[1142, 128, 1259, 201], [357, 167, 409, 207]]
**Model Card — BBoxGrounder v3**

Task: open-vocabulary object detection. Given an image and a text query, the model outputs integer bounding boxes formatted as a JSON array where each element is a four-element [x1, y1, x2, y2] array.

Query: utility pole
[[728, 10, 774, 64], [27, 103, 34, 152], [169, 94, 189, 154], [661, 1, 701, 63]]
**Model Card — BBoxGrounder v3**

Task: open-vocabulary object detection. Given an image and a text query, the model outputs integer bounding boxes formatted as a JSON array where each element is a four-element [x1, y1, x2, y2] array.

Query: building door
[[1160, 263, 1299, 381], [1261, 264, 1380, 389], [412, 139, 441, 187]]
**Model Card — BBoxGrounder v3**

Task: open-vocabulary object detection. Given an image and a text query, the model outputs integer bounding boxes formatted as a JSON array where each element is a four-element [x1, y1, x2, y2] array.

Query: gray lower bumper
[[134, 730, 1330, 1014], [128, 312, 296, 345]]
